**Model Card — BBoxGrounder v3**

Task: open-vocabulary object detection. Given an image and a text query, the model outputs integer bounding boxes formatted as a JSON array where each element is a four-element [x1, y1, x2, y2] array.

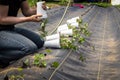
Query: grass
[[47, 2, 112, 8], [27, 0, 112, 8], [81, 2, 112, 8], [114, 5, 120, 8], [46, 1, 112, 8], [27, 0, 61, 8], [46, 2, 61, 8]]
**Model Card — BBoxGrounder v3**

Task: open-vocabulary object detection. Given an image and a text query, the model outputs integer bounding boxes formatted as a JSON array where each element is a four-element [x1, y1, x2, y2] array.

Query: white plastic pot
[[69, 22, 79, 28], [59, 29, 73, 36], [37, 1, 48, 19], [111, 0, 120, 5], [43, 38, 61, 48], [45, 33, 60, 41], [57, 24, 69, 33], [67, 16, 80, 24]]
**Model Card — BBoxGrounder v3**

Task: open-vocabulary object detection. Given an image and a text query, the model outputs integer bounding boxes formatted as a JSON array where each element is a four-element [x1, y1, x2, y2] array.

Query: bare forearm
[[23, 8, 36, 17], [21, 1, 37, 17], [0, 14, 42, 25], [0, 16, 31, 25]]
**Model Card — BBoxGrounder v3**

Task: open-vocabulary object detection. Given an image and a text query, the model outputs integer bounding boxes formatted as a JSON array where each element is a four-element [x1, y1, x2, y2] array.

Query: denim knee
[[0, 31, 38, 61], [14, 27, 45, 49]]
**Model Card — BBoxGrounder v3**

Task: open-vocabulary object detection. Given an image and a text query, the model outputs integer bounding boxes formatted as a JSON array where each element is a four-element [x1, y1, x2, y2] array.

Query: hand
[[29, 14, 42, 22]]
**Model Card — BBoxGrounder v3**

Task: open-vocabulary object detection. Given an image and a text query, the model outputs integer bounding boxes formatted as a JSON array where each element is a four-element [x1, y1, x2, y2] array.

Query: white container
[[43, 38, 61, 48], [45, 33, 60, 41], [60, 29, 73, 36], [69, 22, 79, 28], [37, 1, 48, 19], [72, 16, 80, 21], [111, 0, 120, 5], [67, 16, 80, 24], [57, 24, 69, 33]]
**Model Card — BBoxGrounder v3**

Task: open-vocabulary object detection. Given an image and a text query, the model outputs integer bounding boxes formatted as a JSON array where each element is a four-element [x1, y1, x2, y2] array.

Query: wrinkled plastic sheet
[[39, 6, 120, 80], [0, 6, 92, 80], [16, 6, 90, 32], [1, 6, 120, 80]]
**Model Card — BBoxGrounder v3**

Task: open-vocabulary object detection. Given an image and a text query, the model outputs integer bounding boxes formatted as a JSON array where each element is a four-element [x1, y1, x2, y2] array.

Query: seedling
[[60, 38, 77, 50], [33, 53, 47, 67], [60, 0, 73, 6], [22, 59, 29, 68], [79, 54, 86, 62], [28, 0, 42, 7], [40, 61, 47, 67], [60, 18, 91, 51], [8, 74, 24, 80], [4, 68, 24, 80], [43, 49, 52, 56], [39, 19, 48, 37], [45, 49, 52, 54], [51, 61, 59, 68]]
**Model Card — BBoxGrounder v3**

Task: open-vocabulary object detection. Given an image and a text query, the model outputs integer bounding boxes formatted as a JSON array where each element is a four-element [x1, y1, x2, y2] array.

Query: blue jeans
[[0, 27, 44, 64]]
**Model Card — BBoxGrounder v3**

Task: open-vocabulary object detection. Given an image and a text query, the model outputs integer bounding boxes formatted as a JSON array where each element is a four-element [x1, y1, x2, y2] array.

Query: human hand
[[29, 14, 42, 22]]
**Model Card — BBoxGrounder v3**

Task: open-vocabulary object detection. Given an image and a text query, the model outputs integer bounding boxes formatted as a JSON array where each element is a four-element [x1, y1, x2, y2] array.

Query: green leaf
[[34, 59, 40, 66], [17, 68, 23, 71], [45, 49, 52, 53], [24, 59, 29, 65], [35, 54, 45, 60], [79, 54, 86, 62], [51, 61, 59, 68], [40, 61, 47, 67]]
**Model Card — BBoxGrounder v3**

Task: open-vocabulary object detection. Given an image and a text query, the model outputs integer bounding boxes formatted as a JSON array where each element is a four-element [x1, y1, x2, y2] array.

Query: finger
[[36, 14, 42, 17], [36, 17, 42, 22]]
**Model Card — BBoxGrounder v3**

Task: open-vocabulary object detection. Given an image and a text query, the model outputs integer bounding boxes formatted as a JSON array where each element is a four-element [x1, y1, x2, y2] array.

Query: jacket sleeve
[[22, 0, 26, 2]]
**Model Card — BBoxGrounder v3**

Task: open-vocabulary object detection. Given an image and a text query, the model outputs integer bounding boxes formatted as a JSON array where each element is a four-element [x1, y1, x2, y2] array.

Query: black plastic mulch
[[1, 6, 120, 80], [0, 5, 91, 80], [39, 6, 120, 80]]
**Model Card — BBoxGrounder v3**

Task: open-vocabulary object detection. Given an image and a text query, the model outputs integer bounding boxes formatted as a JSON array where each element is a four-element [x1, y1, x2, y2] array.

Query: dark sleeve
[[22, 0, 26, 2], [0, 0, 9, 5]]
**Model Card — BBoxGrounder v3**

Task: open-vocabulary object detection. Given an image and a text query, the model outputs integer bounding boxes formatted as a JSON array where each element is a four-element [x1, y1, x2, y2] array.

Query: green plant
[[24, 59, 29, 65], [28, 0, 42, 7], [9, 74, 24, 80], [51, 61, 59, 68], [60, 38, 77, 50], [22, 59, 30, 68], [33, 53, 47, 67], [81, 2, 111, 8], [60, 0, 68, 5], [39, 19, 48, 38], [4, 68, 24, 80], [22, 49, 52, 68], [79, 54, 86, 62], [45, 49, 52, 53], [59, 0, 73, 5], [60, 18, 91, 51], [96, 2, 111, 8], [40, 61, 47, 67]]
